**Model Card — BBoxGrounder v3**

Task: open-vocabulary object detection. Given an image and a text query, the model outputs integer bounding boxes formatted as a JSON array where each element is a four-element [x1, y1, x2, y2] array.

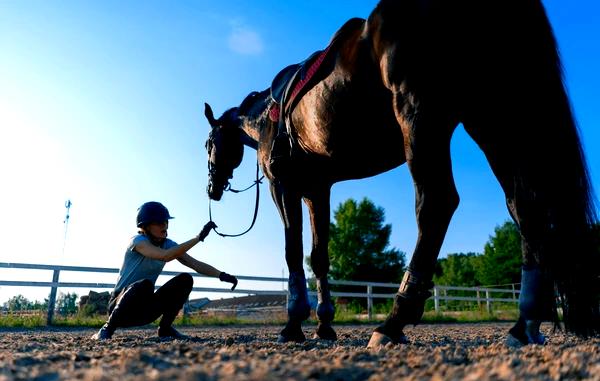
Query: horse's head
[[204, 103, 245, 201]]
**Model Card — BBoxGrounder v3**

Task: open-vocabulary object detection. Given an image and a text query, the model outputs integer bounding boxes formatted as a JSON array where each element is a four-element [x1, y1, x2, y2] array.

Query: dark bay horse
[[204, 0, 599, 346]]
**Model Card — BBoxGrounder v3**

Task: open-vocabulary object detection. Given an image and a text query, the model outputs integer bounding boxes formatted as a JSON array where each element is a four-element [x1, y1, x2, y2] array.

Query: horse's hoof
[[505, 333, 527, 348], [313, 323, 337, 341], [277, 325, 306, 343], [507, 319, 545, 347], [277, 332, 306, 343], [367, 331, 408, 348]]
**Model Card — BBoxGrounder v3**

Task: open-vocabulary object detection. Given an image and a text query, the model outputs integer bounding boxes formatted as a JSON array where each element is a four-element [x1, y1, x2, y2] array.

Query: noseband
[[208, 161, 264, 237]]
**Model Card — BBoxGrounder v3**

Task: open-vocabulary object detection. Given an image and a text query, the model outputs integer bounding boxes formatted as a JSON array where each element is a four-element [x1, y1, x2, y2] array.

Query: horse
[[203, 0, 599, 346]]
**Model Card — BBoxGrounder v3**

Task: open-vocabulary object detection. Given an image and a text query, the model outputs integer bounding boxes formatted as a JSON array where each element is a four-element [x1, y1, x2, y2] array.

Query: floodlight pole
[[62, 199, 72, 256], [48, 199, 72, 325]]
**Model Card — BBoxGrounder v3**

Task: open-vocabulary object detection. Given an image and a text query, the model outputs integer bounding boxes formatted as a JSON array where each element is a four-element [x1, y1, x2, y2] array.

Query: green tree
[[476, 221, 522, 286], [5, 295, 31, 311], [434, 252, 481, 287], [30, 298, 49, 311], [323, 198, 406, 283], [56, 292, 79, 316]]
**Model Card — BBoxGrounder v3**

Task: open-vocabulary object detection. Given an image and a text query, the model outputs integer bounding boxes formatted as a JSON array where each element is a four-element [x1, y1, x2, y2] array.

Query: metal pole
[[486, 290, 491, 314], [62, 200, 72, 257], [434, 286, 439, 313], [46, 269, 60, 325], [367, 285, 373, 320]]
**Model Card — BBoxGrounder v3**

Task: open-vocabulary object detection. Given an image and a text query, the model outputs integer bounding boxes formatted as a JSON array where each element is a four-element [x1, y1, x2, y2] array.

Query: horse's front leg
[[305, 188, 337, 341], [369, 103, 459, 347], [270, 182, 310, 343]]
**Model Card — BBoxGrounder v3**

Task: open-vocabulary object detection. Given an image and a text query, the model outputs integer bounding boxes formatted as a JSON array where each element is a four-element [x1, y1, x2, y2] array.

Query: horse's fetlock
[[398, 269, 433, 300], [316, 302, 335, 323]]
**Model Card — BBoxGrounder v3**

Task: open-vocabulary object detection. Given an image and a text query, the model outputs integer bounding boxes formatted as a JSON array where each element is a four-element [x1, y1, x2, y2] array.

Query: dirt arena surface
[[1, 323, 598, 380]]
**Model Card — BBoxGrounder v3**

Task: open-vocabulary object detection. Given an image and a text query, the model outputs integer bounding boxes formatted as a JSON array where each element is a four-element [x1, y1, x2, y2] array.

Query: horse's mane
[[238, 89, 272, 121], [328, 17, 365, 46]]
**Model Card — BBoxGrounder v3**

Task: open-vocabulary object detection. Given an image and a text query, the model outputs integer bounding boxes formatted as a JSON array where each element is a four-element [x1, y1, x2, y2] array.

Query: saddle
[[267, 49, 331, 178], [270, 49, 324, 110], [267, 18, 365, 178]]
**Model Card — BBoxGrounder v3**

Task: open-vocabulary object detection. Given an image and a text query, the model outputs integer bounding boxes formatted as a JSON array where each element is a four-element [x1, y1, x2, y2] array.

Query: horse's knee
[[416, 182, 460, 222]]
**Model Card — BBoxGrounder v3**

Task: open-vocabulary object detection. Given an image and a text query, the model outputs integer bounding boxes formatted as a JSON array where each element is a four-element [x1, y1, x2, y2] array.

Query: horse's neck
[[240, 118, 262, 150]]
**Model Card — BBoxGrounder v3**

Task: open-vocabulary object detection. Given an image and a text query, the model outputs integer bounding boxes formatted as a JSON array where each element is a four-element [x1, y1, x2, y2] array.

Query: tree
[[434, 252, 481, 287], [5, 295, 31, 311], [56, 292, 79, 316], [476, 221, 522, 286], [323, 198, 406, 283]]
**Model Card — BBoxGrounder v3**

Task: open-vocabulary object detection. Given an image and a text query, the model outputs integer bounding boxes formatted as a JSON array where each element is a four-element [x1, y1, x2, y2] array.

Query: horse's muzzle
[[207, 182, 224, 201]]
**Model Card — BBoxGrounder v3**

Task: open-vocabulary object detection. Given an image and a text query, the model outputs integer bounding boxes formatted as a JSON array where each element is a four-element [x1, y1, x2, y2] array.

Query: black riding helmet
[[136, 201, 174, 227]]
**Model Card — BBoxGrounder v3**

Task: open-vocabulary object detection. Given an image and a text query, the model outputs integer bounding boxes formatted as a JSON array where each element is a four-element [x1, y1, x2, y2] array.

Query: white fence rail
[[0, 262, 520, 324]]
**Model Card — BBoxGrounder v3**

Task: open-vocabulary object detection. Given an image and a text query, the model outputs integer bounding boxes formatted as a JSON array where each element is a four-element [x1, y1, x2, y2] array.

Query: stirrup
[[269, 133, 291, 177]]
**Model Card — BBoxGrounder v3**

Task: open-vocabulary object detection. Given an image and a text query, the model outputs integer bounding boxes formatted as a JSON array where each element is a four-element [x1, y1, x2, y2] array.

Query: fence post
[[367, 285, 373, 320], [46, 269, 60, 325], [485, 289, 491, 314], [511, 283, 516, 301], [434, 286, 439, 313], [183, 298, 190, 318]]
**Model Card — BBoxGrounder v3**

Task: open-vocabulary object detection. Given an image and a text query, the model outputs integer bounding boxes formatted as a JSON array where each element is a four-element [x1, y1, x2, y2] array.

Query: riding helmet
[[136, 201, 174, 227]]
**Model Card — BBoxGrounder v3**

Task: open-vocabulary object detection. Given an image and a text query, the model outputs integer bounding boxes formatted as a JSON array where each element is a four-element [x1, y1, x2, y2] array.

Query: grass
[[0, 313, 46, 328], [0, 308, 520, 328]]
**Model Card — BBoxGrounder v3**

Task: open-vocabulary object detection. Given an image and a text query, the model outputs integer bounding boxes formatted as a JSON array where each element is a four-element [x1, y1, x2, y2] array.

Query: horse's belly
[[293, 67, 406, 180]]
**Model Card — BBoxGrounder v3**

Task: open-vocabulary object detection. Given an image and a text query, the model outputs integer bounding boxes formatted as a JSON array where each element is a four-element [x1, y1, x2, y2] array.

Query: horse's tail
[[520, 0, 599, 336]]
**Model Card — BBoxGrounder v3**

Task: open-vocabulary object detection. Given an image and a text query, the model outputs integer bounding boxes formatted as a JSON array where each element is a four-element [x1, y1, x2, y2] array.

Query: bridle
[[206, 132, 265, 238], [208, 161, 264, 237]]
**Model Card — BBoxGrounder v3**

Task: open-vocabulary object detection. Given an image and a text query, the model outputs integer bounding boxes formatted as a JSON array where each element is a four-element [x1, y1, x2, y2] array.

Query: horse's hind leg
[[304, 188, 337, 341], [270, 182, 310, 343], [369, 104, 459, 347], [506, 196, 554, 346], [461, 122, 555, 346]]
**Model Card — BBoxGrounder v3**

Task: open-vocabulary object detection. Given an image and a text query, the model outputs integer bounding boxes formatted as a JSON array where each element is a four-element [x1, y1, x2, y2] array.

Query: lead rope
[[208, 161, 264, 237]]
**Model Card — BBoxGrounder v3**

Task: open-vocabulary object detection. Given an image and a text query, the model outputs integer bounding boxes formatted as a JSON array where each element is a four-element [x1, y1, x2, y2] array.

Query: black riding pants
[[108, 273, 193, 329]]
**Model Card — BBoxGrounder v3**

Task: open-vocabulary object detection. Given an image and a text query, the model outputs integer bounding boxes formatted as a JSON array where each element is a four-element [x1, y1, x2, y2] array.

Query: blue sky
[[0, 0, 598, 303]]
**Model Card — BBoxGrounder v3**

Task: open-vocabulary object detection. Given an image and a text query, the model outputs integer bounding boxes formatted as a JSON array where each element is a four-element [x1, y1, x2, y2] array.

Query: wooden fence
[[0, 262, 520, 324]]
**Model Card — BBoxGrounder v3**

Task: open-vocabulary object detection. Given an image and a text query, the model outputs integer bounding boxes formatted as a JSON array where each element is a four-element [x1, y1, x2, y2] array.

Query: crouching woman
[[92, 201, 238, 340]]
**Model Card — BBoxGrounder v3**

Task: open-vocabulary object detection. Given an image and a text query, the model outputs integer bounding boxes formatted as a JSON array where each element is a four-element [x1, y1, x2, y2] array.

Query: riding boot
[[92, 323, 115, 341], [156, 273, 193, 339], [157, 326, 189, 340], [157, 310, 187, 340], [91, 280, 152, 340]]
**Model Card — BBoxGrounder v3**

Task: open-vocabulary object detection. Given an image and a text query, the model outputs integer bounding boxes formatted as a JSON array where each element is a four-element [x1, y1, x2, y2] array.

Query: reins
[[208, 161, 264, 237]]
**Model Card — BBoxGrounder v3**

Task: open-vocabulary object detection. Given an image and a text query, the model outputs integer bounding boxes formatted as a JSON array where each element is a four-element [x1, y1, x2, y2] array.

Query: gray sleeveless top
[[112, 234, 178, 296]]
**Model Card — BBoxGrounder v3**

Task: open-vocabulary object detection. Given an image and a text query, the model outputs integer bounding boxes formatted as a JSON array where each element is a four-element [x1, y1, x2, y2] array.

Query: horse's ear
[[204, 103, 219, 128]]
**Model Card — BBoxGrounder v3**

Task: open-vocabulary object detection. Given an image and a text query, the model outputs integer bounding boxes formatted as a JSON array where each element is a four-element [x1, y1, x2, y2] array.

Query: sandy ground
[[0, 323, 598, 380]]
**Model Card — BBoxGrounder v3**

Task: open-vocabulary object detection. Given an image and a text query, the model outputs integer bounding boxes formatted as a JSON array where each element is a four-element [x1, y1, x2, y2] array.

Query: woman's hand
[[219, 272, 238, 290], [198, 221, 217, 241]]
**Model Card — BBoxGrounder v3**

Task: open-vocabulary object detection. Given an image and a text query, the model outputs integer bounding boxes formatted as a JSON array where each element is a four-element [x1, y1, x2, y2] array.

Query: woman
[[92, 201, 238, 340]]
